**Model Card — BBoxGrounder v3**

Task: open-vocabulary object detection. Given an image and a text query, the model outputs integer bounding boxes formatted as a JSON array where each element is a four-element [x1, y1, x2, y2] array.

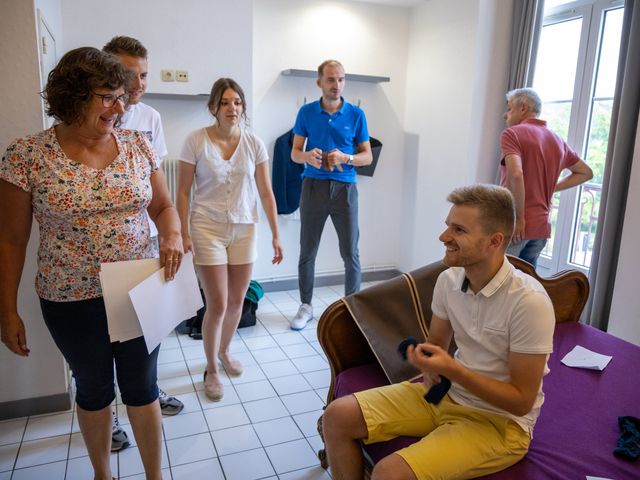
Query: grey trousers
[[298, 178, 361, 304]]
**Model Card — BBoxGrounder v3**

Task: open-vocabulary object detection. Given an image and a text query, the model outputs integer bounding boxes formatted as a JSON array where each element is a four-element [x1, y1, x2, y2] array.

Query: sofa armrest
[[317, 300, 377, 402], [506, 255, 589, 323]]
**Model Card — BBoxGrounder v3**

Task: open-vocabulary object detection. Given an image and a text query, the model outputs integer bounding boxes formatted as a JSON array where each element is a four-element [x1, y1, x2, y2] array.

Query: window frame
[[534, 0, 624, 276]]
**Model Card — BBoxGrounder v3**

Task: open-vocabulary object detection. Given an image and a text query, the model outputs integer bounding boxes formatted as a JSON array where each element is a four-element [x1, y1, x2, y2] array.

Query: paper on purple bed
[[561, 345, 612, 370]]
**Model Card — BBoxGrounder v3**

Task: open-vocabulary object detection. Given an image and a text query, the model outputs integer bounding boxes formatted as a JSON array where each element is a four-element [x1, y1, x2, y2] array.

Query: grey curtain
[[508, 0, 544, 90], [585, 0, 640, 330]]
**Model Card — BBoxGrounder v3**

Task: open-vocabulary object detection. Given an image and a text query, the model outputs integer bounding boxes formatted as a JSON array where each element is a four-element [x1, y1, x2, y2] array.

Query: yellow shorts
[[354, 382, 530, 480], [190, 212, 257, 266]]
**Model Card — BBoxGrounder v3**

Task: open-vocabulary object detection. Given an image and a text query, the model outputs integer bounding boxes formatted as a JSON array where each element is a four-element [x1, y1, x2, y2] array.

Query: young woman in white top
[[177, 78, 283, 400]]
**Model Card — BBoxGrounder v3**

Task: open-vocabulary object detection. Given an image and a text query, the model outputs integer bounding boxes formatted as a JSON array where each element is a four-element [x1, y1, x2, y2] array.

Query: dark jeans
[[298, 177, 361, 304], [507, 238, 548, 268], [40, 297, 159, 411]]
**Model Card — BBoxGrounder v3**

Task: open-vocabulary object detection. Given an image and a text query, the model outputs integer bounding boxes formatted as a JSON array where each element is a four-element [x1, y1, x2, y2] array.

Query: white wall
[[466, 0, 514, 184], [0, 0, 69, 404], [4, 0, 639, 410], [58, 0, 511, 286], [60, 0, 408, 288], [608, 113, 640, 346], [58, 0, 513, 283], [61, 0, 254, 169], [400, 0, 512, 271], [62, 0, 253, 97], [252, 0, 410, 283]]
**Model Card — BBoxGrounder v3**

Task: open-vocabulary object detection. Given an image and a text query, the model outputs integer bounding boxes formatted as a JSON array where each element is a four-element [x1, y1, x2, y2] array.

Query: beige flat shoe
[[203, 371, 224, 401], [219, 355, 243, 376]]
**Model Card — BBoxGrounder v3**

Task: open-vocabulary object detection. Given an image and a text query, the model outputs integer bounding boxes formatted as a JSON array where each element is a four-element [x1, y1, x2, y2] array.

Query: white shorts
[[190, 212, 257, 266]]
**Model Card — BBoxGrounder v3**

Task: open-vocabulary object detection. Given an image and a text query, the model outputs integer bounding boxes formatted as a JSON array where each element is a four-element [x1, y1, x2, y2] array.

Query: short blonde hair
[[103, 36, 148, 59], [447, 184, 515, 248]]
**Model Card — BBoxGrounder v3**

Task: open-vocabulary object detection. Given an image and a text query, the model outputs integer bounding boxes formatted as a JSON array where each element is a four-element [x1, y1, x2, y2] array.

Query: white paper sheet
[[561, 345, 612, 371], [129, 252, 203, 353], [586, 476, 614, 480], [100, 257, 161, 342]]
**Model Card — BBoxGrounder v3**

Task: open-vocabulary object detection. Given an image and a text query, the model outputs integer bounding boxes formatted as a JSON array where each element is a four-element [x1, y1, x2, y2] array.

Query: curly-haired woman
[[0, 47, 182, 480]]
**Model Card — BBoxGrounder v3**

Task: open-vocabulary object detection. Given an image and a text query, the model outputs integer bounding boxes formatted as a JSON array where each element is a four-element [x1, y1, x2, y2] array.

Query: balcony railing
[[570, 182, 601, 268], [541, 182, 601, 269]]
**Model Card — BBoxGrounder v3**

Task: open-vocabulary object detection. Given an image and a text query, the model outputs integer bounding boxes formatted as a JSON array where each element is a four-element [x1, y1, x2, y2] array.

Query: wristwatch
[[347, 154, 354, 166]]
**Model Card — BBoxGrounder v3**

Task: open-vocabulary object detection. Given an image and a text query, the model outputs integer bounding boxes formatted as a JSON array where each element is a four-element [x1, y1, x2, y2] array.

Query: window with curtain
[[531, 0, 624, 276]]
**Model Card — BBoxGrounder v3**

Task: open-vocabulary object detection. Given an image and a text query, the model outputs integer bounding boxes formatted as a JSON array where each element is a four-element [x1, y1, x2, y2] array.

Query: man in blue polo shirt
[[289, 60, 373, 330]]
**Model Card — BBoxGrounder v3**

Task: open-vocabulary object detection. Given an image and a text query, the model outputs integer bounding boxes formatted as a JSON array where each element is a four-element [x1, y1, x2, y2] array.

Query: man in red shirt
[[500, 88, 593, 267]]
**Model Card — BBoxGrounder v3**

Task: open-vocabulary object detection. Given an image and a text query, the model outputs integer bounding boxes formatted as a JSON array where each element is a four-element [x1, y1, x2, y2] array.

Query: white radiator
[[161, 157, 180, 204]]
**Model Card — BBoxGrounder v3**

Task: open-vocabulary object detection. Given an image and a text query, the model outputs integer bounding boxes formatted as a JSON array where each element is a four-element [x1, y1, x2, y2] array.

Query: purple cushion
[[334, 322, 640, 479]]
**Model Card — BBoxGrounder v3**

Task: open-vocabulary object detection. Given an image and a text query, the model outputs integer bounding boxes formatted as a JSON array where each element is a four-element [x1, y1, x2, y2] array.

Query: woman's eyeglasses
[[93, 92, 129, 108]]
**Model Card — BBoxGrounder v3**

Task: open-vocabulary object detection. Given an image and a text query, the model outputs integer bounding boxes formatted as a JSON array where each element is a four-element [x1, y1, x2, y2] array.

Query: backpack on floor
[[238, 280, 264, 328], [175, 281, 264, 338], [174, 288, 206, 339]]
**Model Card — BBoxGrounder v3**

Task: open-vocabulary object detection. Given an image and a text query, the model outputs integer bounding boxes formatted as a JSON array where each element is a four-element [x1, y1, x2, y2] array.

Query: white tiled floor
[[0, 284, 375, 479]]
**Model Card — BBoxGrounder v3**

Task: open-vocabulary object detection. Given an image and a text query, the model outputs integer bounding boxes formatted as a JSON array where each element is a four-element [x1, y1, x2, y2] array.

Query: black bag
[[238, 298, 258, 328], [176, 281, 262, 338], [188, 303, 206, 340], [174, 289, 206, 339], [356, 137, 382, 177], [239, 280, 263, 329]]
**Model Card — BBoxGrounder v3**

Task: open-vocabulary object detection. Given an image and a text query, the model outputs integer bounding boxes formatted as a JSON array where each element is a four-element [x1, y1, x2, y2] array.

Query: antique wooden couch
[[316, 256, 640, 479]]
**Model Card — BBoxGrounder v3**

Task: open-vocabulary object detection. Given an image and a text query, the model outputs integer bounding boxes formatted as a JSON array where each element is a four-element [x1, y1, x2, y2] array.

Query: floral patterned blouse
[[0, 127, 158, 301]]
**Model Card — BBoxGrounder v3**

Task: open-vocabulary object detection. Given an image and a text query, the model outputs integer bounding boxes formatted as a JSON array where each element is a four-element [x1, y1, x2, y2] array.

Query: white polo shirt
[[120, 102, 168, 239], [431, 258, 555, 433], [120, 102, 168, 160], [179, 127, 268, 224]]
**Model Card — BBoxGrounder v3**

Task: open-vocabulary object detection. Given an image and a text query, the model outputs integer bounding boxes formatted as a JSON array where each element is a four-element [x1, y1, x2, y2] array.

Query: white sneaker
[[290, 303, 313, 330]]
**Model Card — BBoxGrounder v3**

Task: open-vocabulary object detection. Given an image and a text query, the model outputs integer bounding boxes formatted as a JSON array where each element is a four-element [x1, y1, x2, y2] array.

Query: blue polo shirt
[[293, 97, 369, 183]]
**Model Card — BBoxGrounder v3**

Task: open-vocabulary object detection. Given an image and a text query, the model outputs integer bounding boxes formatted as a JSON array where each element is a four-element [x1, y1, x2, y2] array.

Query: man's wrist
[[347, 154, 354, 166]]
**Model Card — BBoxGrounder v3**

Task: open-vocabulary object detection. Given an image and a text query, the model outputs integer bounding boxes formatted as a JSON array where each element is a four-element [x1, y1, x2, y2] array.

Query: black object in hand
[[397, 336, 420, 360], [397, 336, 451, 404]]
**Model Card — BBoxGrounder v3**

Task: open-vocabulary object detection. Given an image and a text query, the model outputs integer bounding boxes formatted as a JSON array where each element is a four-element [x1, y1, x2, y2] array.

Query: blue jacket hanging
[[272, 129, 305, 214]]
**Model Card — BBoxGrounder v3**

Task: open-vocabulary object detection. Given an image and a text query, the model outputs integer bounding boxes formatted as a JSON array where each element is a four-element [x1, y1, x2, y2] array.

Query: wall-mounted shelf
[[145, 92, 209, 100], [281, 69, 390, 83]]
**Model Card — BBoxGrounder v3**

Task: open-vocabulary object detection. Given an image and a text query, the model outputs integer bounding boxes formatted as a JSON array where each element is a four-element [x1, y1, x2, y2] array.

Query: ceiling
[[349, 0, 428, 7]]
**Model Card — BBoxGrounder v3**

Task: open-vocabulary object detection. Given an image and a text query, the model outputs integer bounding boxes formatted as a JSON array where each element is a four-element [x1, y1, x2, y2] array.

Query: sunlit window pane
[[569, 7, 624, 269], [585, 100, 614, 184], [533, 18, 582, 101], [540, 101, 572, 139], [595, 8, 624, 98]]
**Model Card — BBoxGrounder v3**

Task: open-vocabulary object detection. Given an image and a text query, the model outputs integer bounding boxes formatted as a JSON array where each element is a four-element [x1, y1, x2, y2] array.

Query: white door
[[37, 10, 57, 128]]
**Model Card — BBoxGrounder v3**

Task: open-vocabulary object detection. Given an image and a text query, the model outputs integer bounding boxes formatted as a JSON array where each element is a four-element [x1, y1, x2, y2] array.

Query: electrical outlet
[[176, 70, 189, 82], [161, 69, 175, 82]]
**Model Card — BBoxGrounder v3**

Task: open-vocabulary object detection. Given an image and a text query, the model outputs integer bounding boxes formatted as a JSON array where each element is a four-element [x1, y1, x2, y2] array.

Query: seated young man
[[322, 184, 555, 480]]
